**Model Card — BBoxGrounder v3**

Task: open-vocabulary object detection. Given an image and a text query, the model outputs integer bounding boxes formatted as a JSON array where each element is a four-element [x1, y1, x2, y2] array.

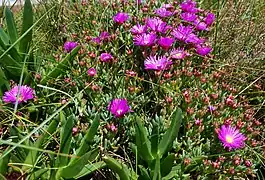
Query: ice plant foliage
[[3, 85, 34, 104], [218, 125, 246, 150], [64, 41, 77, 52], [113, 12, 129, 24], [108, 98, 131, 118], [144, 55, 172, 70]]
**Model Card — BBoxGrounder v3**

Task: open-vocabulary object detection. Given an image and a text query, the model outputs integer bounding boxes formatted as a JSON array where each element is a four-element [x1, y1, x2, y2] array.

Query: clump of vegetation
[[0, 0, 264, 179]]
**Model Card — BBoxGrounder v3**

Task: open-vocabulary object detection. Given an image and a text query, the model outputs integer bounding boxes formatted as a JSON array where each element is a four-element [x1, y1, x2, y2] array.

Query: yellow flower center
[[225, 135, 234, 143]]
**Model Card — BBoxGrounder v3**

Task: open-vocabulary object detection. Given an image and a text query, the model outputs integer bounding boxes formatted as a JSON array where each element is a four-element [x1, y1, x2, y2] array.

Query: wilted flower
[[155, 7, 174, 18], [218, 125, 246, 150], [196, 45, 212, 56], [180, 0, 198, 13], [133, 33, 157, 46], [158, 37, 175, 50], [144, 55, 172, 70], [87, 68, 97, 77], [170, 48, 187, 60], [100, 53, 113, 62], [180, 12, 197, 22], [108, 98, 131, 118], [131, 24, 147, 35], [113, 12, 129, 24], [147, 18, 167, 33], [64, 41, 78, 52], [205, 12, 215, 25], [3, 85, 35, 104]]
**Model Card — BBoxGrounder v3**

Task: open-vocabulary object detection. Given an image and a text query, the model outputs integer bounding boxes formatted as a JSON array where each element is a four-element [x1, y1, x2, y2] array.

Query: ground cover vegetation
[[0, 0, 264, 179]]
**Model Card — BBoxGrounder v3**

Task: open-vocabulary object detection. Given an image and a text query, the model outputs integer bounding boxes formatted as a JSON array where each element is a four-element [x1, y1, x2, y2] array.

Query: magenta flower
[[158, 37, 175, 50], [180, 12, 197, 22], [218, 125, 246, 150], [108, 98, 131, 118], [100, 31, 110, 40], [155, 8, 174, 18], [144, 55, 172, 71], [64, 41, 78, 52], [147, 18, 167, 33], [170, 48, 187, 60], [162, 4, 174, 10], [208, 105, 216, 112], [100, 53, 113, 62], [3, 85, 34, 104], [87, 68, 97, 77], [194, 19, 208, 31], [133, 33, 157, 46], [185, 33, 205, 44], [92, 37, 101, 44], [180, 0, 198, 13], [196, 45, 212, 56], [131, 24, 147, 35], [171, 24, 193, 41], [205, 12, 215, 25], [113, 12, 129, 24]]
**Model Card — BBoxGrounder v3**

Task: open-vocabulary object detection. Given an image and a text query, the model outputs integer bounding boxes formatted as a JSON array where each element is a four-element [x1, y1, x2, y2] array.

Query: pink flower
[[218, 125, 246, 150], [64, 41, 78, 52], [155, 8, 174, 18], [205, 12, 215, 25], [3, 85, 35, 104], [158, 36, 175, 50], [144, 55, 172, 71], [180, 0, 198, 13], [181, 12, 197, 22], [100, 53, 113, 62], [133, 33, 157, 46], [113, 12, 129, 24], [87, 68, 97, 77], [108, 98, 131, 118], [147, 18, 167, 33], [196, 45, 212, 56], [131, 24, 147, 35], [170, 48, 187, 60]]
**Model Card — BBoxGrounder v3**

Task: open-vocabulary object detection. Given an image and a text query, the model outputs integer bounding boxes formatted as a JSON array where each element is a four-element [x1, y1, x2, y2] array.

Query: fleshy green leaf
[[138, 165, 151, 180], [74, 161, 106, 179], [0, 28, 10, 44], [158, 108, 182, 157], [19, 0, 33, 55], [152, 156, 161, 180], [22, 116, 59, 171], [0, 149, 10, 176], [73, 114, 100, 160], [57, 114, 75, 167], [28, 169, 48, 180], [103, 156, 135, 180], [135, 117, 154, 163], [58, 148, 99, 179], [161, 154, 175, 177], [4, 7, 18, 45]]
